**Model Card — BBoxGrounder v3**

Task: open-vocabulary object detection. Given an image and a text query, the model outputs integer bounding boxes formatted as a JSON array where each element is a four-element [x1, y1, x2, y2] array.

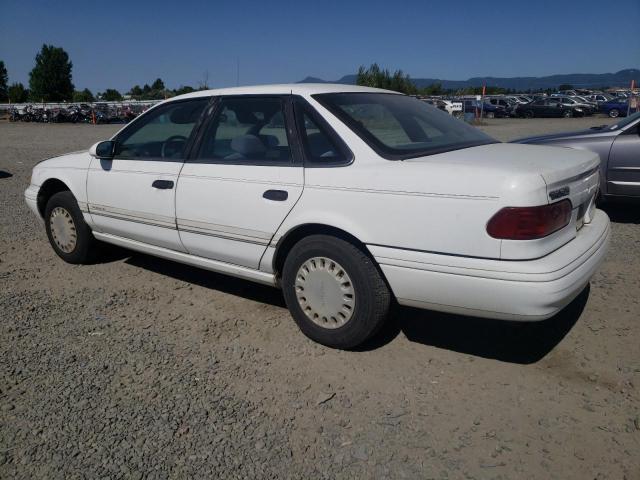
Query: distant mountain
[[298, 69, 639, 90]]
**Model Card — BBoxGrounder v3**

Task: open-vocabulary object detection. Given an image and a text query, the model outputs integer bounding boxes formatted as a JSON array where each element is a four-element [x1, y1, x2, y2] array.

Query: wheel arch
[[37, 178, 71, 217], [272, 223, 375, 279]]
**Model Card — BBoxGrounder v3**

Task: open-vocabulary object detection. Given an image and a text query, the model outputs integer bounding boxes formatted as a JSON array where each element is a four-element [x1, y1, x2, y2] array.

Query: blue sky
[[1, 0, 638, 92]]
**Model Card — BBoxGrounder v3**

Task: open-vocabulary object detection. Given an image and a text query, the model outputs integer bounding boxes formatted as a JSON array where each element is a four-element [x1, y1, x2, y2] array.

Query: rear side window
[[197, 97, 292, 165], [314, 93, 495, 160]]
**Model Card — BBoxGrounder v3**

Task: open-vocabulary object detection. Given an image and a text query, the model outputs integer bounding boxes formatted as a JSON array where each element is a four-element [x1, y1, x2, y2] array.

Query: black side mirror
[[90, 140, 116, 159]]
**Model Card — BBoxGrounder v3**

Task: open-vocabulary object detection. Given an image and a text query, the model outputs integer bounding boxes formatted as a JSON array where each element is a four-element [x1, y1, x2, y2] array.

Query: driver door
[[87, 98, 210, 251]]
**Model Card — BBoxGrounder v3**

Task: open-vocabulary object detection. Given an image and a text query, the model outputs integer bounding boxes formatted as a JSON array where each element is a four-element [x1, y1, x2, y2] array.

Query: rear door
[[175, 95, 304, 269]]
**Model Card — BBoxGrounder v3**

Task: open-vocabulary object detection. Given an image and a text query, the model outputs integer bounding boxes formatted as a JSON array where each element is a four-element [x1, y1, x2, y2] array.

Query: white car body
[[440, 99, 463, 115], [26, 84, 610, 324]]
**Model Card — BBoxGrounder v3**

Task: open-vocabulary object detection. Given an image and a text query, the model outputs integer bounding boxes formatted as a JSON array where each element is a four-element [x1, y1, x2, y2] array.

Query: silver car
[[514, 112, 640, 201]]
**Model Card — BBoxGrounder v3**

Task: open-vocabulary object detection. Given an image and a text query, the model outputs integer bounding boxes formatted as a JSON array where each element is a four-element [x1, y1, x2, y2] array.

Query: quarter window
[[297, 108, 349, 165], [197, 97, 292, 164], [115, 99, 209, 159]]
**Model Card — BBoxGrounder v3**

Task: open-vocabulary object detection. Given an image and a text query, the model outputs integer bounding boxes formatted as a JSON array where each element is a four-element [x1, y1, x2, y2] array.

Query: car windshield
[[608, 111, 640, 131], [313, 93, 497, 159]]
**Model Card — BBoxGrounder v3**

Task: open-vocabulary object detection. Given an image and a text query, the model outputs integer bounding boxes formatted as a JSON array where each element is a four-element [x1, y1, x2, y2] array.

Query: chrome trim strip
[[88, 204, 273, 246], [305, 184, 498, 200], [178, 227, 270, 246], [609, 180, 640, 186], [88, 203, 176, 228], [177, 218, 272, 241]]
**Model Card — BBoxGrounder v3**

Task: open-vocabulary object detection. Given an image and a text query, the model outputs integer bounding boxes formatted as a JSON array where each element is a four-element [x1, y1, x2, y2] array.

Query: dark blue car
[[599, 98, 632, 118], [462, 99, 508, 118]]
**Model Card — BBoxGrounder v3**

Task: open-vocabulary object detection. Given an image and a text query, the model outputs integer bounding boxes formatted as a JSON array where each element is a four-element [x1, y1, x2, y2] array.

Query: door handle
[[152, 180, 174, 189], [263, 189, 288, 201]]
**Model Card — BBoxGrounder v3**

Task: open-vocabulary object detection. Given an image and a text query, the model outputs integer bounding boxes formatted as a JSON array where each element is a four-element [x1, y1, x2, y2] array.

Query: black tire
[[281, 235, 391, 349], [608, 109, 619, 118], [485, 111, 495, 119], [563, 109, 573, 118], [524, 110, 534, 119], [44, 191, 98, 264]]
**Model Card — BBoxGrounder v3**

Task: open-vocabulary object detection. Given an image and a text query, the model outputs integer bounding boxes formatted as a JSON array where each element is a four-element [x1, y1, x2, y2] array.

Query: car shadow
[[0, 170, 13, 179], [124, 253, 286, 308], [100, 246, 586, 362], [361, 286, 589, 364], [601, 202, 640, 225]]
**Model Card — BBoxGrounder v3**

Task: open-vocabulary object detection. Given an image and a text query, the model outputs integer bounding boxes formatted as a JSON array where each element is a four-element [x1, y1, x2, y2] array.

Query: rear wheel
[[282, 235, 391, 349], [608, 109, 620, 118], [485, 111, 495, 119], [44, 191, 98, 264], [524, 110, 534, 119], [563, 109, 573, 118]]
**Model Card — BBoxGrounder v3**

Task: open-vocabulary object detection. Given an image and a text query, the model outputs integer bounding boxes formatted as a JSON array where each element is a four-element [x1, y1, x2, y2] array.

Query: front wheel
[[563, 109, 573, 118], [45, 191, 99, 264], [282, 235, 391, 349], [524, 110, 534, 118], [608, 109, 620, 118]]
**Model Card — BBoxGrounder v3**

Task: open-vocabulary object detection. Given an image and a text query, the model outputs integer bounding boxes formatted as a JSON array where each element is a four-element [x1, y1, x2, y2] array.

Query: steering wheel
[[161, 135, 188, 158]]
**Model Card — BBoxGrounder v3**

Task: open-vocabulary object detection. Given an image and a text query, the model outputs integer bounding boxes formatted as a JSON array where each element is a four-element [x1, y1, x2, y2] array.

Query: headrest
[[230, 135, 267, 156]]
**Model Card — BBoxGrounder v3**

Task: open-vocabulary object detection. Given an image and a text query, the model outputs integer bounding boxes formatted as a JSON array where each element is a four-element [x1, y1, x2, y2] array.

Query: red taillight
[[487, 200, 572, 240]]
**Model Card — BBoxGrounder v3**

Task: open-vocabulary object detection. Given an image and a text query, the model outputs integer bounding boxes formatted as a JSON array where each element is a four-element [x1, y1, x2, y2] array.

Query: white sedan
[[25, 84, 610, 349]]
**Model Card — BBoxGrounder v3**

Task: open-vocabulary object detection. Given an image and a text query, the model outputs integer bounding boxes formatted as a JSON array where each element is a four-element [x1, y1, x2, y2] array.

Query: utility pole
[[236, 58, 240, 86]]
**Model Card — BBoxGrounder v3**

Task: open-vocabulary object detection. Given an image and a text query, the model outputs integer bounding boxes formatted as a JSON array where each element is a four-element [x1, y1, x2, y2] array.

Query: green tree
[[151, 78, 165, 91], [174, 85, 195, 96], [0, 61, 8, 100], [129, 85, 143, 97], [558, 84, 574, 91], [421, 82, 443, 95], [28, 44, 74, 101], [8, 82, 28, 103], [73, 88, 95, 102], [356, 63, 416, 94], [101, 88, 123, 101]]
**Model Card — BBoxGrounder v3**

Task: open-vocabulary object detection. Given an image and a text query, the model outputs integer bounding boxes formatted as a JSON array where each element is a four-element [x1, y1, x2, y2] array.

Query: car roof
[[170, 83, 399, 101]]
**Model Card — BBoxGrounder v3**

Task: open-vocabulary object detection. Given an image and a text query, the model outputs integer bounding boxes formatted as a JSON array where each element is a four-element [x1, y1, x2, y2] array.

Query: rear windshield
[[313, 93, 497, 159]]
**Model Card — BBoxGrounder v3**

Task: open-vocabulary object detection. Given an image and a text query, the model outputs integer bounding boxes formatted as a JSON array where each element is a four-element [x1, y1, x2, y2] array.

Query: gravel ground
[[1, 119, 639, 479]]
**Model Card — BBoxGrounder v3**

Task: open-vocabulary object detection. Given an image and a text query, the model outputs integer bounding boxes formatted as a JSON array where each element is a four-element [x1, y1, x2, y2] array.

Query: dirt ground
[[1, 118, 638, 479]]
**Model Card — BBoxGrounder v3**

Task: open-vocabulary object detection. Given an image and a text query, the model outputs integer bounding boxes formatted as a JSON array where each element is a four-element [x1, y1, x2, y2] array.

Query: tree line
[[355, 63, 587, 96], [0, 49, 600, 105], [0, 44, 207, 104]]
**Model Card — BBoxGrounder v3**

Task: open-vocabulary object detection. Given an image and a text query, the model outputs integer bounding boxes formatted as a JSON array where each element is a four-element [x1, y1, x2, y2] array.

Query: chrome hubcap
[[49, 207, 77, 253], [295, 257, 355, 329]]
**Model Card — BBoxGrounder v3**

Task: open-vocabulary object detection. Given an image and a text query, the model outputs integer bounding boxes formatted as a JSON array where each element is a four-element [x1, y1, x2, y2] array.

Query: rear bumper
[[369, 209, 610, 321]]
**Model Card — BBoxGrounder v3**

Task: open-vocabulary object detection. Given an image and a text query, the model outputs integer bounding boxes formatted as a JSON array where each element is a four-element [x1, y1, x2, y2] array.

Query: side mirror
[[90, 140, 116, 159]]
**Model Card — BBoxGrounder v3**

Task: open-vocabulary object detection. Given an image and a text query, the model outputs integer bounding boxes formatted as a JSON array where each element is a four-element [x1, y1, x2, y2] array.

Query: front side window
[[115, 98, 209, 159], [197, 97, 292, 164], [314, 93, 496, 159]]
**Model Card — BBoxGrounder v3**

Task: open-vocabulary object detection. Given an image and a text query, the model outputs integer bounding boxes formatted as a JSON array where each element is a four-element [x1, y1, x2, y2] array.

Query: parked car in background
[[24, 84, 610, 348], [515, 98, 584, 118], [423, 98, 463, 118], [557, 96, 595, 115], [515, 112, 640, 201], [508, 95, 532, 104], [572, 95, 599, 109], [588, 93, 614, 105], [599, 98, 631, 118], [462, 99, 509, 118]]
